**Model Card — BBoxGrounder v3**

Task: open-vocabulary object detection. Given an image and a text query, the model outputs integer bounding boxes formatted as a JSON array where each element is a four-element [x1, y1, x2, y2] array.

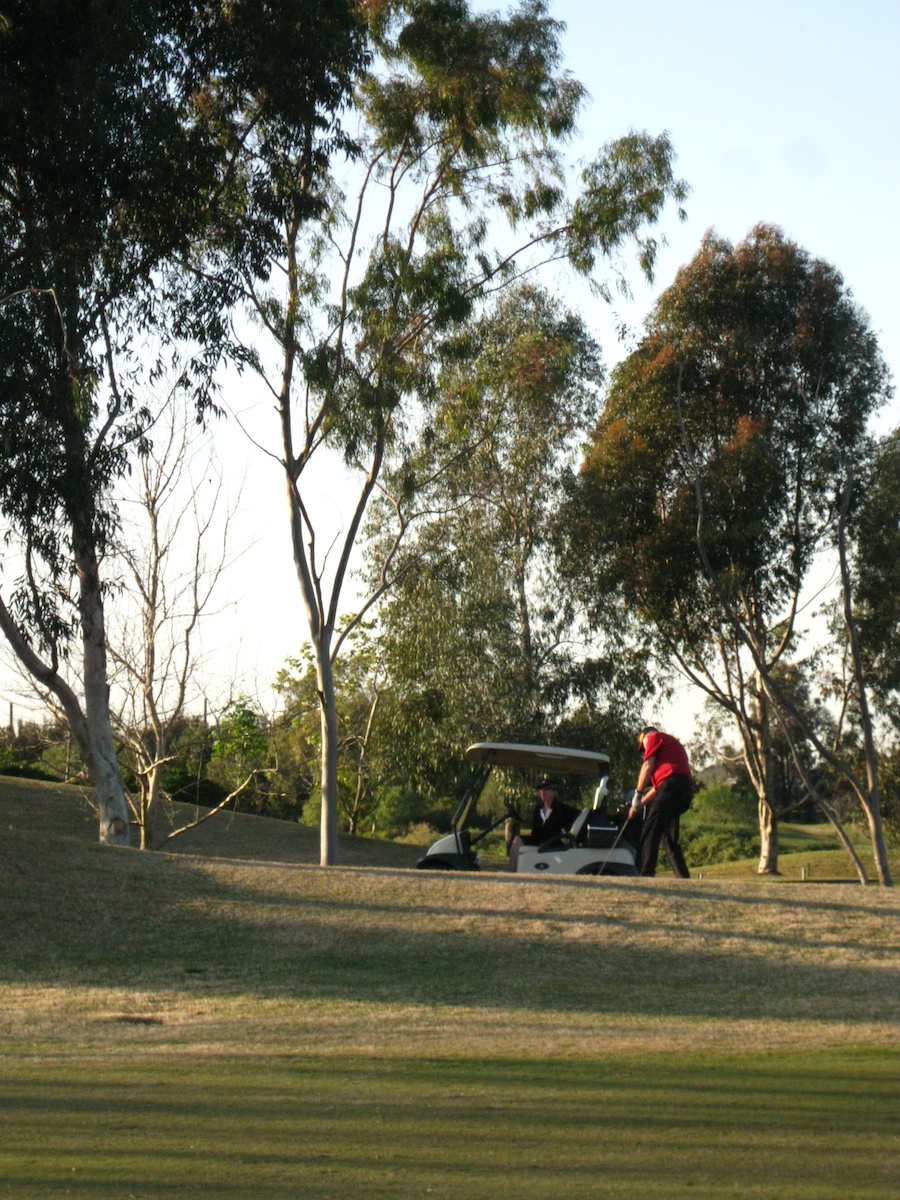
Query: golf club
[[596, 792, 639, 874]]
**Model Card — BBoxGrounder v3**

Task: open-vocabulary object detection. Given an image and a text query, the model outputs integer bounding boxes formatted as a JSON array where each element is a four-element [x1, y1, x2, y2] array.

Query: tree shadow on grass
[[2, 818, 898, 1026]]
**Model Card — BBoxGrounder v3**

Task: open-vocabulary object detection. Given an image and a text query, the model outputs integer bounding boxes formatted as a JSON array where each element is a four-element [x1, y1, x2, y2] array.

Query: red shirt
[[642, 730, 691, 788]]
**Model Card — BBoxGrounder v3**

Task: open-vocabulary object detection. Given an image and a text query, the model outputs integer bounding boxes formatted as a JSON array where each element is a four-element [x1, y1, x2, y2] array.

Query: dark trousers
[[639, 774, 693, 878]]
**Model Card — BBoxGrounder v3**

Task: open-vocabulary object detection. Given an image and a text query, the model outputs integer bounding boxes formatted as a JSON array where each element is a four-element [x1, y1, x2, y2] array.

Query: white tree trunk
[[316, 648, 340, 866], [283, 465, 343, 865], [735, 690, 781, 875], [76, 542, 130, 845], [0, 584, 129, 845], [757, 800, 779, 875]]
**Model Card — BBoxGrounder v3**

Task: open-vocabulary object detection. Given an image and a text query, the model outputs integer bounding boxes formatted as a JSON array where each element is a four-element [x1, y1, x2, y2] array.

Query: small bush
[[686, 781, 758, 827], [680, 780, 759, 865], [683, 827, 760, 866], [393, 822, 441, 847], [373, 787, 456, 839], [0, 751, 59, 782]]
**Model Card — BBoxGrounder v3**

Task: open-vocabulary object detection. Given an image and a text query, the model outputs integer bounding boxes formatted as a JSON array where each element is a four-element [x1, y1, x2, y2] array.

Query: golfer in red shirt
[[630, 725, 693, 877]]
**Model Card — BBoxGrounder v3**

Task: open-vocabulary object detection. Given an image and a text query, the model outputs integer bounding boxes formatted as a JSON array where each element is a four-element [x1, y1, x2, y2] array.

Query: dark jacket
[[524, 799, 579, 846]]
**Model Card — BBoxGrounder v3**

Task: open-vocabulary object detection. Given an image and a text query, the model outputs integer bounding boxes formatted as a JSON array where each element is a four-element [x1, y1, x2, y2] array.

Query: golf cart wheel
[[416, 858, 457, 871]]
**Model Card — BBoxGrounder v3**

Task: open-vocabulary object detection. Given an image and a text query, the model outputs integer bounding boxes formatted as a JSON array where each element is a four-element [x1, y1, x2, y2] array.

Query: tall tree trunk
[[863, 805, 892, 887], [139, 766, 163, 851], [57, 343, 130, 844], [738, 683, 780, 875], [757, 800, 779, 875], [316, 644, 340, 866], [75, 538, 130, 845], [837, 477, 893, 886], [283, 464, 342, 865], [0, 580, 129, 844]]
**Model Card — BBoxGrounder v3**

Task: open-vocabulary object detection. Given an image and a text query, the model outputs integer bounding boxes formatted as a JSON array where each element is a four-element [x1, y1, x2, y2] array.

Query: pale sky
[[555, 0, 899, 412], [3, 1, 899, 738], [553, 0, 900, 736]]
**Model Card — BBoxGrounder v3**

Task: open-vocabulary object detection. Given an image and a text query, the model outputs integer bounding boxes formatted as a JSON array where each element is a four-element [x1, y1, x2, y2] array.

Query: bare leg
[[508, 834, 524, 872]]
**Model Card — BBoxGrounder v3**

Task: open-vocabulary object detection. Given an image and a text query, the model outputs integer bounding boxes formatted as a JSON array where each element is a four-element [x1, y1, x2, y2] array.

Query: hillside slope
[[0, 775, 423, 866], [2, 774, 898, 1062]]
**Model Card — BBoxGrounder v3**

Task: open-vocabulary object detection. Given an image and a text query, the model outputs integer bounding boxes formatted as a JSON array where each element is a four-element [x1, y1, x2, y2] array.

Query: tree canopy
[[362, 282, 650, 804], [561, 224, 892, 874], [0, 0, 368, 840], [188, 0, 688, 864], [853, 427, 900, 719]]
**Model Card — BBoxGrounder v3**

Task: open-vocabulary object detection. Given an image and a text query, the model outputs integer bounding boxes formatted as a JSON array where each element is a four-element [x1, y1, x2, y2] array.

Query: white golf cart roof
[[465, 742, 610, 776]]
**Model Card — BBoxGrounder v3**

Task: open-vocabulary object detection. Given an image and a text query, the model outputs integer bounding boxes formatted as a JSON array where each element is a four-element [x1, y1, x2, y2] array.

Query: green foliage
[[681, 782, 760, 865], [566, 225, 891, 647], [0, 0, 367, 683], [568, 130, 689, 284], [374, 784, 457, 839], [367, 0, 585, 178], [212, 702, 268, 769], [0, 745, 29, 775], [0, 718, 83, 783], [206, 700, 288, 817], [1, 3, 207, 640], [150, 717, 216, 804], [682, 827, 761, 867], [362, 283, 650, 815], [853, 427, 900, 720], [274, 629, 387, 833], [686, 780, 757, 827]]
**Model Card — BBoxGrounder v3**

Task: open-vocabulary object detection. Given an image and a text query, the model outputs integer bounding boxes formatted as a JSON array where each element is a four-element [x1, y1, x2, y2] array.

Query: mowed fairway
[[1, 780, 898, 1198]]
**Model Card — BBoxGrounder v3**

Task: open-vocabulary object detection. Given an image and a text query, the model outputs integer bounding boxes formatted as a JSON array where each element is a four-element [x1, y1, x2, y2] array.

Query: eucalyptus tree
[[853, 428, 900, 724], [274, 624, 387, 835], [0, 1, 366, 842], [198, 0, 688, 864], [824, 425, 900, 853], [562, 225, 892, 878], [365, 282, 650, 804], [0, 0, 214, 841], [422, 284, 606, 694]]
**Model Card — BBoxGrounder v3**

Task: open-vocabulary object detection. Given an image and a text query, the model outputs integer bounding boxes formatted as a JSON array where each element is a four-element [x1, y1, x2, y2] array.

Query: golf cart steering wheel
[[536, 807, 590, 853]]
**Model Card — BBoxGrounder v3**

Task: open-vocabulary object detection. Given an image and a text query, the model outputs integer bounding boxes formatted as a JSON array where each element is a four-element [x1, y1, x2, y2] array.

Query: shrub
[[393, 822, 441, 847], [683, 827, 760, 866], [686, 781, 758, 827]]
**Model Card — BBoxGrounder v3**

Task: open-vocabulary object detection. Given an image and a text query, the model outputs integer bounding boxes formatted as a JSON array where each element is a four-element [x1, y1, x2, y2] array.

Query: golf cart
[[415, 742, 640, 876]]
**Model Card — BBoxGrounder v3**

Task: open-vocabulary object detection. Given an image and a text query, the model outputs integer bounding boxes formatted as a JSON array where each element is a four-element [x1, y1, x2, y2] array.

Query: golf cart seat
[[568, 806, 590, 841]]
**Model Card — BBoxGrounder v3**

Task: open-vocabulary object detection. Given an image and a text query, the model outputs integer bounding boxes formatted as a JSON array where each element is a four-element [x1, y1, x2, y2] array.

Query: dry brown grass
[[3, 775, 899, 1065], [4, 778, 898, 1199]]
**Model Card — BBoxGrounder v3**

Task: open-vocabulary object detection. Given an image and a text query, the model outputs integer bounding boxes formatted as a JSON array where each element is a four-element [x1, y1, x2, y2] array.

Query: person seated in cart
[[507, 776, 579, 871]]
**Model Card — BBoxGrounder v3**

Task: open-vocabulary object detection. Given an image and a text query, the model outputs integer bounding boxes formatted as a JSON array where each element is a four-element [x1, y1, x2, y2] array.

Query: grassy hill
[[1, 776, 898, 1198], [4, 773, 891, 876], [0, 775, 426, 867]]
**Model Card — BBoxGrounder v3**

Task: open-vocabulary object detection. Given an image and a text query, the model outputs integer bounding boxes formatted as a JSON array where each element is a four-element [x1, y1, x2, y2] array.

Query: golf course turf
[[2, 778, 898, 1197]]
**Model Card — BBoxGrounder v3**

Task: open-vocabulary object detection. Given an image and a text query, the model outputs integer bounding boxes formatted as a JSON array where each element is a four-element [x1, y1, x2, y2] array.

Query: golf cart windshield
[[452, 742, 610, 834]]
